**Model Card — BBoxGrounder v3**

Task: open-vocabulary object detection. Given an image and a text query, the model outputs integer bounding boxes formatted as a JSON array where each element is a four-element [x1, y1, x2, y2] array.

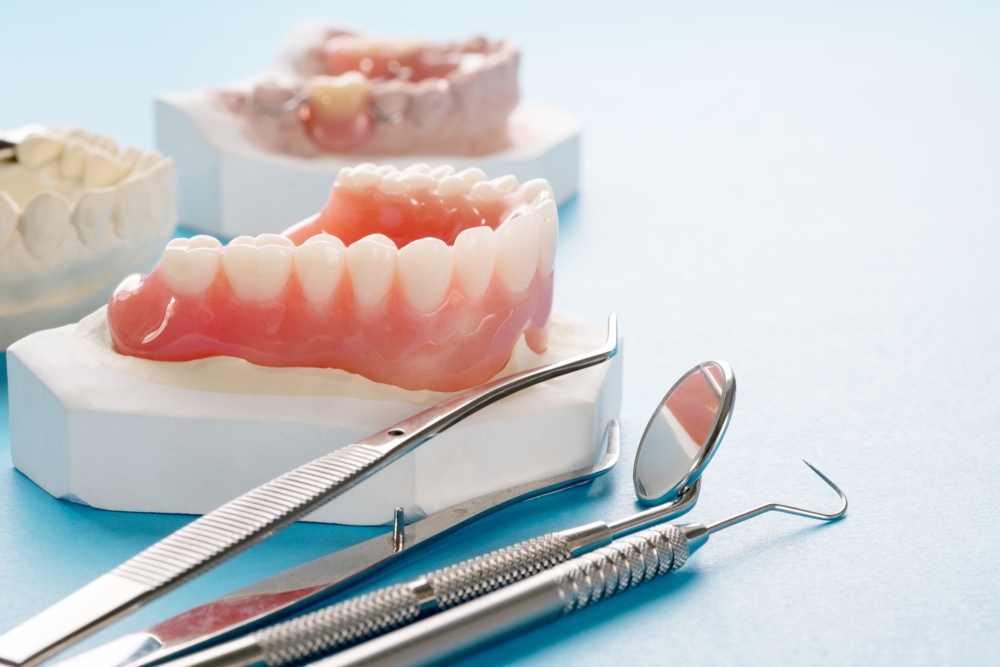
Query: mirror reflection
[[634, 362, 728, 503]]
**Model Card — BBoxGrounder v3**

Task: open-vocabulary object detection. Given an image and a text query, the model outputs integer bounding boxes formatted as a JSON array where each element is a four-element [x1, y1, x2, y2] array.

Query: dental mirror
[[100, 362, 739, 667], [633, 360, 736, 505]]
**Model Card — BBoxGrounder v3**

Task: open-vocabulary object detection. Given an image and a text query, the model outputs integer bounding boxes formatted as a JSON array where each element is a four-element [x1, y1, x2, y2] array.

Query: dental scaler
[[314, 461, 848, 667]]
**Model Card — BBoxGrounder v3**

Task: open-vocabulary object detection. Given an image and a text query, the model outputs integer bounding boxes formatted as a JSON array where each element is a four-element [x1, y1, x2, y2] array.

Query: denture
[[0, 124, 176, 349], [215, 28, 518, 157], [107, 164, 557, 392]]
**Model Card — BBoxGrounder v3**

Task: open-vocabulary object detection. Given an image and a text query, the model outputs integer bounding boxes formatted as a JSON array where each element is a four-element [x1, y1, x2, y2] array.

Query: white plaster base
[[155, 92, 582, 238], [1, 282, 120, 351], [7, 311, 621, 526]]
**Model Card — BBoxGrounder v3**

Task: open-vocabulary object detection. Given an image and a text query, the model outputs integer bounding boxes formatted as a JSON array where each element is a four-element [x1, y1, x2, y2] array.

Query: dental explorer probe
[[152, 361, 737, 667], [313, 461, 848, 667], [0, 317, 618, 667], [158, 485, 704, 667]]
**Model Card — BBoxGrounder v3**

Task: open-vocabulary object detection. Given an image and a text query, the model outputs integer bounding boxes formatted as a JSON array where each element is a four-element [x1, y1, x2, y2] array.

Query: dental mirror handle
[[0, 316, 619, 667], [147, 483, 699, 667], [304, 523, 695, 667], [312, 462, 848, 667]]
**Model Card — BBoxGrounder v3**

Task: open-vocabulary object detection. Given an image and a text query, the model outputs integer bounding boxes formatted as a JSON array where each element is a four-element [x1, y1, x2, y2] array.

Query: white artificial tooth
[[114, 174, 151, 240], [20, 191, 71, 258], [398, 237, 453, 313], [435, 175, 471, 197], [184, 234, 224, 250], [145, 161, 173, 230], [380, 171, 438, 196], [355, 162, 378, 171], [337, 166, 381, 189], [72, 188, 115, 245], [535, 199, 558, 276], [353, 170, 384, 187], [431, 165, 456, 180], [470, 181, 505, 203], [91, 134, 118, 153], [307, 72, 370, 119], [403, 163, 433, 174], [517, 178, 554, 203], [491, 175, 520, 194], [295, 237, 347, 303], [16, 134, 65, 167], [495, 213, 540, 293], [453, 226, 497, 301], [59, 140, 88, 179], [255, 233, 295, 248], [334, 167, 357, 188], [51, 126, 88, 142], [133, 151, 163, 175], [161, 238, 222, 295], [223, 239, 294, 302], [85, 148, 132, 188], [119, 145, 142, 167], [0, 192, 20, 251], [347, 236, 397, 308], [164, 158, 178, 224], [363, 233, 397, 248], [457, 168, 487, 185], [376, 165, 398, 176], [229, 235, 256, 246], [303, 232, 346, 247]]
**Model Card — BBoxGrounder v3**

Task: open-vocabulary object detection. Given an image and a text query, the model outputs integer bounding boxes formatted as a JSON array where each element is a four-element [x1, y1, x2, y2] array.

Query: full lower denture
[[107, 164, 557, 392]]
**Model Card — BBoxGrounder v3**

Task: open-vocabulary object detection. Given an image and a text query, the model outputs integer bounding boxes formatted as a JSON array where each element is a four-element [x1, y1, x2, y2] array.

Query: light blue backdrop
[[2, 2, 998, 664]]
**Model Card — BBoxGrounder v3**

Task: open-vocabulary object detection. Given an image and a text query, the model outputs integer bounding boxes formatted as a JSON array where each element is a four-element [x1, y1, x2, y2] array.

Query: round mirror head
[[633, 360, 736, 505]]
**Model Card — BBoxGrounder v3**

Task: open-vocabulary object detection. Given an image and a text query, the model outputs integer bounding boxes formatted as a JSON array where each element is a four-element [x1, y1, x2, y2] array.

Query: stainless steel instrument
[[156, 361, 737, 667], [52, 422, 621, 667], [0, 316, 619, 667], [313, 462, 849, 667]]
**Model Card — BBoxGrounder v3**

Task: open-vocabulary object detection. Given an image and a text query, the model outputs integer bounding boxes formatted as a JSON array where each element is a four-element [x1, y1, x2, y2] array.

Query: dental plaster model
[[108, 164, 557, 392], [8, 166, 622, 525], [219, 31, 518, 157], [156, 20, 580, 237], [0, 125, 177, 349]]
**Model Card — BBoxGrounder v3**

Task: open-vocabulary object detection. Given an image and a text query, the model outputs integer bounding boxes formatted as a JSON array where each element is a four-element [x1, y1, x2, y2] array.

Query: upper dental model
[[214, 28, 518, 156], [0, 125, 177, 349], [107, 164, 557, 392]]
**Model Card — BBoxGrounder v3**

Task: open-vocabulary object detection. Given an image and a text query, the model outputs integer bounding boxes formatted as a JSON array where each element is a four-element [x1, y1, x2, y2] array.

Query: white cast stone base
[[7, 311, 621, 526], [155, 93, 582, 238]]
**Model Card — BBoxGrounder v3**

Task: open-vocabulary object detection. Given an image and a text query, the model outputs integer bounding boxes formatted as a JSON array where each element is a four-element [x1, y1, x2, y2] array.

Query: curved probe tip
[[706, 461, 848, 534]]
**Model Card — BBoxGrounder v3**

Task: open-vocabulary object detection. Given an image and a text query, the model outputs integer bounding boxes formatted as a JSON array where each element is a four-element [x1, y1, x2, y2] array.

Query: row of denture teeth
[[161, 196, 557, 313], [15, 127, 165, 189], [336, 163, 551, 203], [1, 126, 174, 258]]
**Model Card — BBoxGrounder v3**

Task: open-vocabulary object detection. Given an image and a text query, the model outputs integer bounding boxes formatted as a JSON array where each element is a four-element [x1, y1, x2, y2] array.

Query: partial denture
[[217, 30, 519, 157], [107, 165, 557, 392]]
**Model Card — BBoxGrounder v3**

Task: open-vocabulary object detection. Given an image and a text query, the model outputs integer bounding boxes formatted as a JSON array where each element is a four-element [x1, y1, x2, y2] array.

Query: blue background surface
[[2, 2, 999, 664]]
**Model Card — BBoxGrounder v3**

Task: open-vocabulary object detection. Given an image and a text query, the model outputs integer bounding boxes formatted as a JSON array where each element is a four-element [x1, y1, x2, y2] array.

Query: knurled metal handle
[[553, 524, 689, 615], [254, 533, 573, 666]]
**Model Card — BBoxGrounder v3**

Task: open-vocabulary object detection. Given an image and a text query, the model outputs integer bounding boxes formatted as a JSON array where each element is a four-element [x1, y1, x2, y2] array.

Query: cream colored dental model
[[0, 125, 177, 349]]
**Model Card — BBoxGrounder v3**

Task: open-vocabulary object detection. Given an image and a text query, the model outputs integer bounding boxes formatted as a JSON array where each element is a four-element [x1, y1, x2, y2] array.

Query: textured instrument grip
[[553, 524, 689, 615], [425, 531, 573, 609], [112, 444, 383, 590], [254, 533, 573, 666]]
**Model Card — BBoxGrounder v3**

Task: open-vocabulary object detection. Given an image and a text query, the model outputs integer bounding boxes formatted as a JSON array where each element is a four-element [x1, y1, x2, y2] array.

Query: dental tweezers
[[0, 315, 618, 667], [54, 423, 620, 667]]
